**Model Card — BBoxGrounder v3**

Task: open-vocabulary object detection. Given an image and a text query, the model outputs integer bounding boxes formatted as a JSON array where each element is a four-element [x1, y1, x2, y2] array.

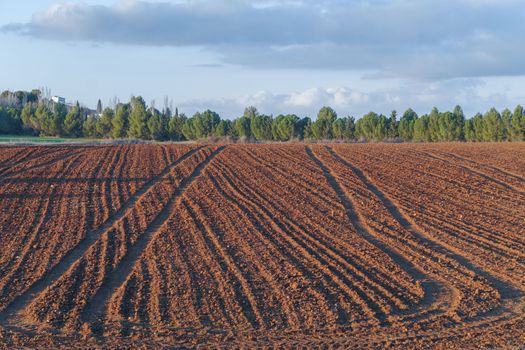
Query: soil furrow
[[184, 198, 264, 329], [422, 151, 525, 196], [243, 147, 335, 206], [223, 149, 420, 304], [199, 176, 302, 329], [0, 149, 86, 180], [1, 143, 524, 349], [213, 162, 382, 325], [228, 165, 415, 307], [0, 146, 202, 324], [218, 163, 409, 315], [0, 148, 40, 173], [306, 146, 441, 313], [0, 147, 76, 176], [435, 150, 525, 184], [0, 155, 83, 294], [329, 146, 521, 302], [208, 167, 364, 326], [353, 148, 525, 215], [80, 146, 225, 326]]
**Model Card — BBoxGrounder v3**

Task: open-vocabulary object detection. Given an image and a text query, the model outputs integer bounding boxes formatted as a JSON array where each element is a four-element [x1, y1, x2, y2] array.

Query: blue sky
[[1, 0, 525, 119]]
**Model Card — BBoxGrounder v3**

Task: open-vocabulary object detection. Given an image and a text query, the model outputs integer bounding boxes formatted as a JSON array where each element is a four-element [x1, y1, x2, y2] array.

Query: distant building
[[51, 96, 66, 104]]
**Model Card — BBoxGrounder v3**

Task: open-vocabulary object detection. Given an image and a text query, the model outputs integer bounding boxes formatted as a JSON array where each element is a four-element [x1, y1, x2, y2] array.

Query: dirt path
[[305, 146, 451, 321]]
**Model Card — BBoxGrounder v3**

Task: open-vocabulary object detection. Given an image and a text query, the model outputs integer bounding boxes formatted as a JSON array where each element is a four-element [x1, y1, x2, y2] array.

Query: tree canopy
[[1, 89, 524, 143]]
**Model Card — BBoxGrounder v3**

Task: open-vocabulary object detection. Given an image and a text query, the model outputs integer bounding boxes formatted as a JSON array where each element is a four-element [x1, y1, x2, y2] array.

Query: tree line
[[1, 89, 525, 142]]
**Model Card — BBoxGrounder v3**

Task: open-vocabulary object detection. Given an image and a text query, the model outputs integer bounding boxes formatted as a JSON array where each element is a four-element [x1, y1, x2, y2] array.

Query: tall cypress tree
[[96, 99, 103, 115]]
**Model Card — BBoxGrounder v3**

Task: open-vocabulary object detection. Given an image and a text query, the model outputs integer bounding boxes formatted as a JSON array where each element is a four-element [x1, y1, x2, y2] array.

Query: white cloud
[[3, 0, 525, 79], [285, 88, 325, 107], [176, 79, 511, 119], [282, 88, 370, 109]]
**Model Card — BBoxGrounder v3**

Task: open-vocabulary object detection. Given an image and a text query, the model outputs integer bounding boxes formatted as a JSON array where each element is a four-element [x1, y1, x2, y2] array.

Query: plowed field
[[0, 143, 523, 349]]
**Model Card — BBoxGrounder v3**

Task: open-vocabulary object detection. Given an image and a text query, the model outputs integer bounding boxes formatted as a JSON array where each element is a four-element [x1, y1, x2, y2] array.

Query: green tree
[[388, 110, 399, 139], [27, 89, 40, 104], [147, 107, 169, 141], [233, 116, 252, 138], [83, 115, 97, 138], [438, 109, 463, 142], [332, 118, 350, 140], [332, 116, 355, 140], [501, 108, 512, 141], [413, 115, 430, 142], [472, 113, 485, 142], [332, 119, 345, 139], [63, 105, 84, 137], [356, 112, 382, 141], [14, 91, 26, 106], [312, 106, 337, 139], [243, 106, 259, 119], [374, 114, 388, 141], [427, 107, 441, 141], [398, 108, 418, 141], [35, 104, 57, 136], [182, 117, 197, 140], [49, 103, 67, 136], [511, 105, 525, 141], [0, 107, 21, 134], [96, 108, 114, 138], [20, 103, 38, 133], [300, 117, 313, 140], [111, 103, 129, 139], [482, 108, 504, 141], [272, 114, 300, 141], [192, 110, 221, 138], [464, 119, 476, 142], [0, 107, 9, 134], [452, 105, 466, 141], [347, 116, 356, 140], [214, 119, 233, 137], [128, 96, 148, 139], [32, 105, 47, 135], [250, 114, 273, 141], [96, 99, 103, 115], [168, 113, 187, 141]]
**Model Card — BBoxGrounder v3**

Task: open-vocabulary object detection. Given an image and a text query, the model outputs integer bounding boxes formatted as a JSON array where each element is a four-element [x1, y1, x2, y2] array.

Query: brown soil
[[0, 143, 523, 349]]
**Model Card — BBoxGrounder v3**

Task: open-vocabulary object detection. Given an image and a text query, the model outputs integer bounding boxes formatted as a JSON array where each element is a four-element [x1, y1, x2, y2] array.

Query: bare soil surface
[[0, 143, 523, 349]]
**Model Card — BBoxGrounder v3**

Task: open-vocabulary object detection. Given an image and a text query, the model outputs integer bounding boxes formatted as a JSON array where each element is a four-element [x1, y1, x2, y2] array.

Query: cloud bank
[[177, 78, 513, 119], [4, 0, 525, 79]]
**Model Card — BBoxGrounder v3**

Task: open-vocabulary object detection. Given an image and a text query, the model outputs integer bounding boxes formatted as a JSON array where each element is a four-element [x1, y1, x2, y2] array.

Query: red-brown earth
[[0, 143, 523, 349]]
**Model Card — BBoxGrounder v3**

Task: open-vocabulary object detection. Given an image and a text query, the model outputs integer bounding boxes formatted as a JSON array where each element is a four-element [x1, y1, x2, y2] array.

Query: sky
[[1, 0, 525, 119]]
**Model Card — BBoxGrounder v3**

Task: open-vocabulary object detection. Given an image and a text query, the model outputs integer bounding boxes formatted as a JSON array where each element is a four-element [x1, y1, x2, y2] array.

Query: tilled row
[[333, 144, 525, 290], [0, 146, 196, 319], [0, 143, 523, 349], [14, 146, 218, 330]]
